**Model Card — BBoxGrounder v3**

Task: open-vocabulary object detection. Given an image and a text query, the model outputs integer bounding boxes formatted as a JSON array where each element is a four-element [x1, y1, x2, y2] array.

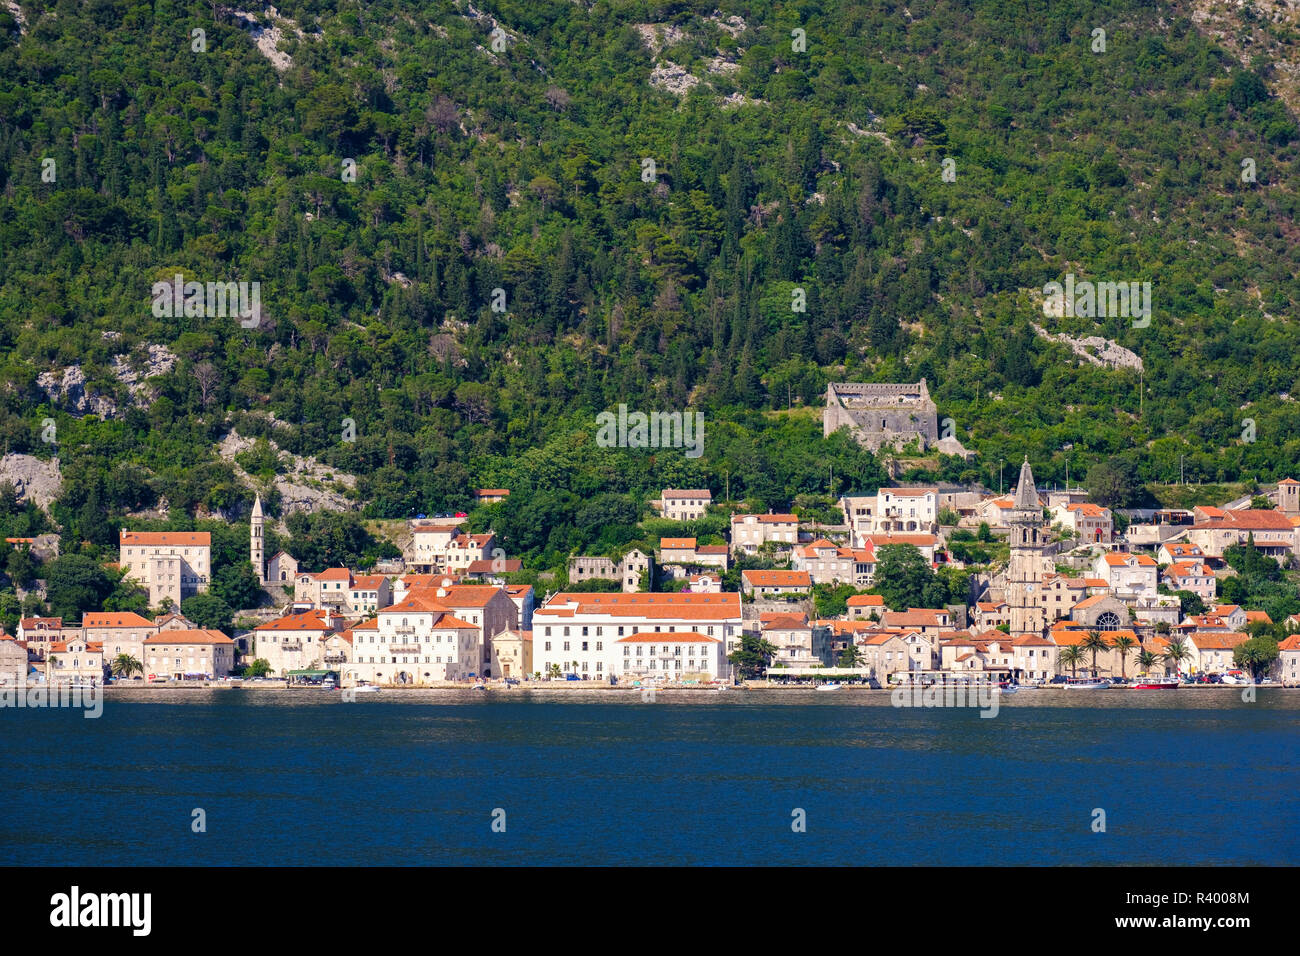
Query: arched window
[[1096, 611, 1122, 631]]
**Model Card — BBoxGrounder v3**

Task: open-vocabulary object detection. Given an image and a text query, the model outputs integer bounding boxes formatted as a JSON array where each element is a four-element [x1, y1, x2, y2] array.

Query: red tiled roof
[[119, 531, 210, 546], [465, 559, 523, 574], [82, 612, 155, 628], [255, 610, 337, 632]]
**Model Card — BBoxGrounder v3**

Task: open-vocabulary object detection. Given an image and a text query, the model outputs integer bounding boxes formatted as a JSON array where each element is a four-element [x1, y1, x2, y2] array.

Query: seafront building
[[532, 592, 742, 681], [347, 593, 481, 684], [142, 629, 235, 680]]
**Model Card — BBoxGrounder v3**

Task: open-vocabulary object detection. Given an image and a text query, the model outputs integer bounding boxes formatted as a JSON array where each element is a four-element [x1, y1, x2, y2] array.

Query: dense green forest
[[2, 0, 1300, 566]]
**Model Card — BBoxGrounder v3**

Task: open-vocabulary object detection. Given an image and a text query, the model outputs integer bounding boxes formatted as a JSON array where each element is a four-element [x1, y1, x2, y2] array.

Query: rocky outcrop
[[217, 429, 359, 518], [38, 344, 178, 419], [0, 454, 63, 509], [230, 4, 311, 72], [1031, 323, 1144, 373], [36, 366, 118, 419], [111, 344, 178, 402]]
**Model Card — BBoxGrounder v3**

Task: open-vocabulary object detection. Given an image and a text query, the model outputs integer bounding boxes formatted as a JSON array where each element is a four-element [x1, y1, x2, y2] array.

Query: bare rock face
[[1030, 323, 1144, 373], [36, 366, 119, 419], [217, 428, 359, 519], [0, 454, 63, 509], [111, 345, 178, 402], [37, 344, 179, 419]]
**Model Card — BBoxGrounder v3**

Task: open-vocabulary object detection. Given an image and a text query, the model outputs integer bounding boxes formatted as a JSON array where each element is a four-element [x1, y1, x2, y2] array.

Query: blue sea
[[2, 687, 1297, 865]]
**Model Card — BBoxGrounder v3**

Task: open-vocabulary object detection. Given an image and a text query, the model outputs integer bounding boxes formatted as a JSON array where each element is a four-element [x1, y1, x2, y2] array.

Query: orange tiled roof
[[741, 570, 812, 587], [255, 610, 337, 632], [82, 612, 155, 628], [1190, 632, 1250, 651], [119, 530, 210, 547], [615, 631, 719, 643], [144, 628, 233, 645]]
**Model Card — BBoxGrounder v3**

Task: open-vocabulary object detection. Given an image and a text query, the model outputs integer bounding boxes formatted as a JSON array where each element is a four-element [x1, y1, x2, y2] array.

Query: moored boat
[[1063, 677, 1110, 689], [814, 682, 842, 691], [1130, 677, 1179, 689]]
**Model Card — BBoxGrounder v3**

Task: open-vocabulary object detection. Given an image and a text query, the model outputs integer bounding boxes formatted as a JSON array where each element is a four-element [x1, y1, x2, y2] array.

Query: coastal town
[[4, 384, 1299, 692]]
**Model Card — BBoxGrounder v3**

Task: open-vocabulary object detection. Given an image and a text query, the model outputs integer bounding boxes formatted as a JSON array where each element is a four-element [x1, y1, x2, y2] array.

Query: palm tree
[[110, 654, 143, 680], [547, 663, 561, 680], [1135, 649, 1159, 677], [1081, 630, 1111, 678], [1162, 637, 1191, 677], [1058, 644, 1085, 679], [1111, 634, 1137, 679], [838, 645, 864, 669]]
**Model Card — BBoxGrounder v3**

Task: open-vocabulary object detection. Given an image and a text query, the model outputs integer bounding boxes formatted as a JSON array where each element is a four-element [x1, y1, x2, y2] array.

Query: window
[[563, 641, 570, 651]]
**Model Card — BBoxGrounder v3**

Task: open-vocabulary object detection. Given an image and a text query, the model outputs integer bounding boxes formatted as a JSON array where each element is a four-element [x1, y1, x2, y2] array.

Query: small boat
[[471, 682, 486, 691], [997, 683, 1019, 694], [350, 683, 381, 694], [1063, 678, 1110, 689], [1130, 677, 1179, 689], [815, 682, 842, 691]]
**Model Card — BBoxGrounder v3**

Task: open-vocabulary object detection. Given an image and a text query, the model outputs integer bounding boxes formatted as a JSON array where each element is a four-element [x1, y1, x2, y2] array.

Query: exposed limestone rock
[[0, 454, 62, 510], [217, 429, 359, 518], [37, 366, 119, 419], [1031, 323, 1144, 373]]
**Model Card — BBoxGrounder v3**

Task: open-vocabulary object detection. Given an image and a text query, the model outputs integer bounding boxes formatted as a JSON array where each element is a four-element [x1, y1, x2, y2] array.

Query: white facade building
[[532, 592, 743, 681]]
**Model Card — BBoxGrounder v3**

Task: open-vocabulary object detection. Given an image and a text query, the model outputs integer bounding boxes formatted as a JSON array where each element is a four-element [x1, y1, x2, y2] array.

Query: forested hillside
[[2, 0, 1299, 561]]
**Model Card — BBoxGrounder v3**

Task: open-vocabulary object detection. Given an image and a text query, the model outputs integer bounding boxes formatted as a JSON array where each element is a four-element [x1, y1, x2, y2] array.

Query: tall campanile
[[1005, 458, 1052, 636], [251, 493, 265, 584]]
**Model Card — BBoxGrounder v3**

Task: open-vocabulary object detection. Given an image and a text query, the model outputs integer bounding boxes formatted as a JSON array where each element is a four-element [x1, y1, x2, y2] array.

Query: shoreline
[[99, 681, 1291, 692]]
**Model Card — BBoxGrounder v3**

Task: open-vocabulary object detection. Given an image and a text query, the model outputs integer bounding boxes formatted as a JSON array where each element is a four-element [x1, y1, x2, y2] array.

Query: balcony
[[393, 626, 416, 635], [323, 654, 347, 664], [280, 642, 303, 652], [389, 644, 420, 654]]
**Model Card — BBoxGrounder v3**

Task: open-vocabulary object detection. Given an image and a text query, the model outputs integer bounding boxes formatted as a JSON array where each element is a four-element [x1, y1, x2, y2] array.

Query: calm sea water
[[2, 688, 1297, 865]]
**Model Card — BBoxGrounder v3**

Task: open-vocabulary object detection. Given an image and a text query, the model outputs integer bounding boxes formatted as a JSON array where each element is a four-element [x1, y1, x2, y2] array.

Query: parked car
[[1050, 675, 1071, 684]]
